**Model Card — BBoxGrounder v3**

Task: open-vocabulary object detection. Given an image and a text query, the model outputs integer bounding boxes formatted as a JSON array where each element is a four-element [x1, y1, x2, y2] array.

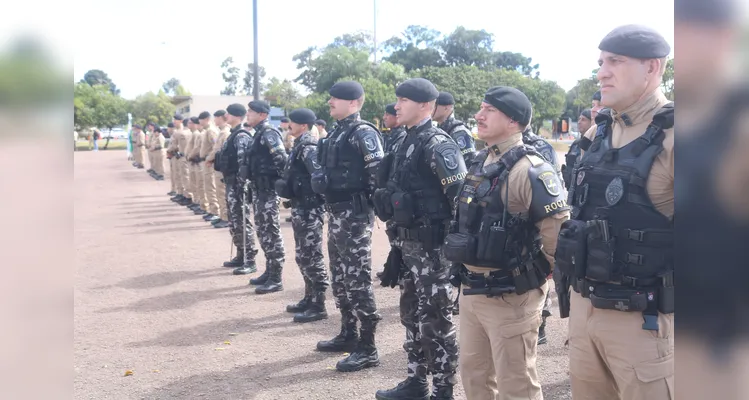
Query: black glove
[[449, 263, 463, 287], [380, 246, 404, 288]]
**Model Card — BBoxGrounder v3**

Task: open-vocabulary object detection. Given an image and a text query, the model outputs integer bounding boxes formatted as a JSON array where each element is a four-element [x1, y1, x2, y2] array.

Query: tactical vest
[[215, 127, 250, 175], [562, 141, 582, 189], [249, 124, 283, 180], [282, 140, 324, 208], [443, 145, 551, 294], [319, 120, 379, 201], [523, 131, 560, 171], [559, 103, 674, 322], [386, 124, 454, 227], [383, 127, 406, 154]]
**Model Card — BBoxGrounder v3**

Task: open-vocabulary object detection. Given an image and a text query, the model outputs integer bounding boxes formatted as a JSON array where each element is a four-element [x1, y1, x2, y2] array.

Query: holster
[[554, 219, 589, 278]]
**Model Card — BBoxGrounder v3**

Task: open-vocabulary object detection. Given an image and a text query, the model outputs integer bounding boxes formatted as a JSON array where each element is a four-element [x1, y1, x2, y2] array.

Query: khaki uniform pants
[[134, 146, 143, 165], [568, 291, 674, 400], [152, 150, 165, 176], [459, 281, 547, 400], [147, 148, 154, 170], [169, 157, 179, 193], [215, 171, 227, 220], [202, 162, 219, 215], [190, 163, 205, 208], [179, 158, 192, 199]]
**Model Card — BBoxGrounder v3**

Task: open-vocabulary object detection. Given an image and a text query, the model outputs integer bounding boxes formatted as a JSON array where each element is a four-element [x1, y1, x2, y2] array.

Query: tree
[[382, 25, 445, 72], [327, 31, 374, 54], [243, 62, 267, 96], [162, 78, 181, 95], [492, 51, 540, 77], [73, 82, 129, 148], [350, 76, 396, 123], [300, 92, 331, 125], [0, 36, 68, 108], [292, 46, 318, 91], [307, 47, 373, 94], [564, 76, 599, 119], [80, 69, 120, 95], [661, 58, 674, 100], [521, 79, 566, 133], [128, 90, 176, 127], [220, 57, 240, 95], [440, 27, 495, 68], [263, 78, 302, 113]]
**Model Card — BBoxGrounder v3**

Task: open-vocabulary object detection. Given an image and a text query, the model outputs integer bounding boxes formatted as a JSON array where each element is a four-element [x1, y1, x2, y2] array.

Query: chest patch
[[605, 176, 624, 206]]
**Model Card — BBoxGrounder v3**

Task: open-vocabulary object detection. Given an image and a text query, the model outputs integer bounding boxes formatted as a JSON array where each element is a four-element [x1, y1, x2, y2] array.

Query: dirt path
[[74, 150, 570, 399]]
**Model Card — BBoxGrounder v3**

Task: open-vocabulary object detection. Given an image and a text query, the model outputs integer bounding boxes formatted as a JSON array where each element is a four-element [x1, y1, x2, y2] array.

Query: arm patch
[[432, 140, 468, 188], [528, 161, 569, 223]]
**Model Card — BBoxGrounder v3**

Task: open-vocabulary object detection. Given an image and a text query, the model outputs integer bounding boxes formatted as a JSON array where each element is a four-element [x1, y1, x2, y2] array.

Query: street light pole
[[373, 0, 377, 63], [253, 0, 260, 100]]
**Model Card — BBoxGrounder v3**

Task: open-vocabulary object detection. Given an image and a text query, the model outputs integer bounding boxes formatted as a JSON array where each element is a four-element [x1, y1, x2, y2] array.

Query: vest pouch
[[586, 236, 619, 283], [275, 178, 293, 199], [372, 188, 393, 221], [658, 285, 674, 314], [555, 219, 588, 277], [376, 153, 393, 188], [310, 171, 328, 194], [477, 225, 507, 264], [214, 151, 224, 173], [325, 141, 338, 167], [443, 232, 478, 265], [391, 192, 414, 226]]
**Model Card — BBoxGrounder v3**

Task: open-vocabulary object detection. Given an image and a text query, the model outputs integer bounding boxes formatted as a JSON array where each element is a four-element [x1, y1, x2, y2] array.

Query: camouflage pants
[[398, 240, 458, 392], [327, 208, 380, 329], [251, 185, 285, 271], [225, 177, 258, 261], [291, 206, 329, 294]]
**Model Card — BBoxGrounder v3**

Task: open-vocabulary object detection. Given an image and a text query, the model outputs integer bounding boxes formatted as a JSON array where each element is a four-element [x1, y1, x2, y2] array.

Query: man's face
[[394, 97, 423, 127], [167, 127, 174, 135], [200, 118, 211, 128], [475, 102, 513, 142], [383, 113, 398, 129], [597, 51, 658, 111], [289, 122, 306, 137], [214, 116, 225, 127], [172, 119, 182, 128], [315, 123, 325, 132], [577, 114, 592, 134], [328, 97, 354, 120], [226, 114, 243, 126], [280, 122, 289, 130], [433, 104, 452, 122], [246, 110, 265, 126]]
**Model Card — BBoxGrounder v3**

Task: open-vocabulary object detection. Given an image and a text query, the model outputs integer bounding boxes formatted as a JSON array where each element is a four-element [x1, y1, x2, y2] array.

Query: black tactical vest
[[383, 127, 406, 154], [387, 123, 454, 226], [562, 141, 582, 189], [319, 120, 379, 198], [523, 131, 560, 172], [283, 140, 323, 207], [249, 123, 283, 179], [568, 103, 674, 286], [216, 126, 250, 176]]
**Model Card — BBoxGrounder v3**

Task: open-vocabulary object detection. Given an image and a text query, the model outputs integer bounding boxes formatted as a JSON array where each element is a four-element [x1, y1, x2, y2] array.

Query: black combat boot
[[293, 292, 328, 323], [538, 314, 549, 345], [430, 385, 454, 400], [213, 220, 229, 228], [178, 197, 192, 206], [375, 377, 430, 400], [286, 293, 311, 313], [233, 260, 257, 275], [316, 318, 358, 352], [167, 191, 176, 196], [223, 251, 244, 268], [202, 213, 215, 221], [249, 269, 269, 286], [193, 208, 207, 215], [171, 195, 183, 202], [255, 267, 283, 294], [335, 324, 380, 372]]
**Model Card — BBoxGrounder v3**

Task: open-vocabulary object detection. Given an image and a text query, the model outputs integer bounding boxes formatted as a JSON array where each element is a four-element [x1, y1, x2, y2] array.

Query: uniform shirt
[[187, 129, 204, 160], [465, 132, 570, 274], [582, 89, 674, 219], [167, 128, 183, 154], [206, 125, 230, 163], [177, 128, 193, 155], [151, 131, 165, 150], [135, 131, 146, 147], [200, 125, 217, 159]]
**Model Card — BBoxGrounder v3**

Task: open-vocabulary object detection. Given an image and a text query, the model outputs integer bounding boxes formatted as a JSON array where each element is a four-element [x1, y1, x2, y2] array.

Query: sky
[[64, 0, 674, 99]]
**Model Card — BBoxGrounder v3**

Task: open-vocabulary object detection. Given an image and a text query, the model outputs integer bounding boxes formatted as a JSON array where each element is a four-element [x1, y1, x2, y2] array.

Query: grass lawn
[[75, 140, 128, 151]]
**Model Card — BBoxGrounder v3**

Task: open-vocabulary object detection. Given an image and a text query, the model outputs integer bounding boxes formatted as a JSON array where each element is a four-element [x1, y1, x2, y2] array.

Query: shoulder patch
[[364, 136, 377, 151], [434, 141, 462, 171], [538, 170, 561, 196]]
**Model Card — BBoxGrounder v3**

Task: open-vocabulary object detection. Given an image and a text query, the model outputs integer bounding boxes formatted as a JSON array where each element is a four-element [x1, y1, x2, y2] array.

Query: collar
[[338, 112, 361, 125], [612, 89, 669, 127], [407, 117, 432, 132], [487, 132, 523, 158], [253, 120, 268, 131]]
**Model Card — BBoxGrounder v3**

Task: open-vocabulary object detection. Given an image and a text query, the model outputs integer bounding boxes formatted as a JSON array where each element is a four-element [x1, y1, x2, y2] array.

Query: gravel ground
[[74, 150, 571, 400]]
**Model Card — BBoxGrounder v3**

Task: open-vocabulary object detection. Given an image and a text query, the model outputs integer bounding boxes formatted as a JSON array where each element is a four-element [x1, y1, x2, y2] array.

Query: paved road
[[74, 150, 571, 399]]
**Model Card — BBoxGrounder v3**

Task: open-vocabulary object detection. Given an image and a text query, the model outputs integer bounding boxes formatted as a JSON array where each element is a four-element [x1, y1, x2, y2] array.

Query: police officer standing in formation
[[556, 25, 674, 400], [311, 80, 383, 373], [591, 89, 602, 120], [275, 108, 330, 322], [132, 124, 147, 169], [214, 104, 258, 274], [187, 117, 208, 215], [561, 108, 592, 189], [176, 117, 194, 206], [240, 100, 287, 294], [198, 111, 221, 223], [168, 115, 188, 202], [206, 110, 231, 228], [144, 122, 156, 177], [444, 86, 568, 399], [382, 103, 407, 154], [166, 122, 178, 196], [314, 119, 327, 139], [433, 91, 476, 165], [374, 78, 463, 400], [148, 122, 166, 181]]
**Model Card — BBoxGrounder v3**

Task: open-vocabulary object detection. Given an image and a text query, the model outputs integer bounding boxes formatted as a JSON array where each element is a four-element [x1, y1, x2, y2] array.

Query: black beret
[[581, 109, 592, 119], [190, 117, 200, 124], [314, 119, 326, 127], [213, 109, 226, 117], [133, 124, 142, 129], [146, 121, 156, 128], [182, 118, 189, 125], [173, 113, 183, 120], [167, 122, 175, 128], [675, 0, 735, 23], [289, 108, 316, 125], [198, 111, 211, 119], [483, 86, 533, 126], [248, 100, 270, 114], [592, 90, 601, 101], [329, 81, 364, 100], [436, 91, 455, 106], [385, 103, 397, 116], [395, 78, 439, 103], [226, 103, 247, 117], [280, 117, 289, 123], [599, 24, 671, 59]]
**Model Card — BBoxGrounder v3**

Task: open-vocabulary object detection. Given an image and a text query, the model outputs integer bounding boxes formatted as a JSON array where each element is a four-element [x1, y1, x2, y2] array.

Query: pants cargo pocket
[[632, 352, 674, 400], [498, 311, 540, 369]]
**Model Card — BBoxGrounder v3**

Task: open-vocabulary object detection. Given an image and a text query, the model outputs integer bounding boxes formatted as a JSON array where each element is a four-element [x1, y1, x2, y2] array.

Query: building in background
[[171, 95, 285, 128]]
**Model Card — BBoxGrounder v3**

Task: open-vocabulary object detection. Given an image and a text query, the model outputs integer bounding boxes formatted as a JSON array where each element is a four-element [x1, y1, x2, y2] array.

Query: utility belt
[[324, 191, 369, 214], [573, 271, 673, 331], [251, 176, 278, 191], [460, 269, 517, 297], [387, 223, 445, 250], [291, 195, 324, 209]]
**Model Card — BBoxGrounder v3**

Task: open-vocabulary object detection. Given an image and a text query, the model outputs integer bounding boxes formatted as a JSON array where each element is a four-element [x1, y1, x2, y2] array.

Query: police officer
[[148, 122, 166, 181], [176, 118, 195, 207], [132, 124, 147, 169], [206, 110, 231, 228], [591, 90, 602, 120], [556, 25, 673, 400], [314, 119, 328, 139], [240, 100, 287, 293], [561, 108, 592, 189], [382, 103, 407, 154], [187, 116, 208, 215], [275, 108, 330, 322], [311, 80, 383, 373], [373, 78, 462, 400], [166, 122, 178, 196], [433, 91, 476, 165], [445, 86, 568, 399], [214, 104, 259, 275], [168, 115, 189, 203]]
